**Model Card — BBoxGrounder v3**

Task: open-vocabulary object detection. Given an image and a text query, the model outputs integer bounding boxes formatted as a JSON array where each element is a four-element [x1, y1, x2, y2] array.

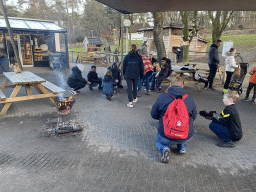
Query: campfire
[[54, 96, 75, 115]]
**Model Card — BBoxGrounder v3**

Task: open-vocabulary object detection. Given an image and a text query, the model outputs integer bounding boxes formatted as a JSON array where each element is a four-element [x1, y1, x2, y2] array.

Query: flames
[[55, 96, 75, 115]]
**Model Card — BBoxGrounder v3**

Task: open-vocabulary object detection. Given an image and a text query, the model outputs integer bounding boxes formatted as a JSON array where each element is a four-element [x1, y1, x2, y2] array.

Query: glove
[[208, 111, 216, 117], [199, 110, 207, 117]]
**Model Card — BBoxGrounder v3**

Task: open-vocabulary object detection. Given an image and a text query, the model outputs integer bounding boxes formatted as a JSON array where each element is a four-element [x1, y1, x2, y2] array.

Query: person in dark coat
[[67, 66, 87, 95], [161, 57, 172, 77], [87, 65, 102, 90], [156, 63, 169, 93], [103, 70, 118, 101], [108, 62, 123, 88], [151, 76, 197, 163], [123, 44, 144, 108], [205, 40, 222, 91]]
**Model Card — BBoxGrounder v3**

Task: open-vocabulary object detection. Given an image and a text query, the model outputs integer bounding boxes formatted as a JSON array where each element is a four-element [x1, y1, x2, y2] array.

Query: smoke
[[53, 70, 67, 100]]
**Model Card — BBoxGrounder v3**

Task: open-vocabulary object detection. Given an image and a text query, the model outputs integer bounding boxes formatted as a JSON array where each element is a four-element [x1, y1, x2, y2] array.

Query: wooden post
[[0, 0, 23, 71], [120, 14, 124, 79]]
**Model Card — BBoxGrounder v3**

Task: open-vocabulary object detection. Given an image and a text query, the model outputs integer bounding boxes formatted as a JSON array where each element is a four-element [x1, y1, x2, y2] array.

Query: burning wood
[[54, 97, 75, 115]]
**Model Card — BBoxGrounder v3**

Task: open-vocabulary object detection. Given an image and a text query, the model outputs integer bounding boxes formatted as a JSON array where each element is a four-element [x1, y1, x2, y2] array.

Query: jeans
[[209, 120, 232, 142], [149, 72, 157, 89], [207, 65, 218, 88], [126, 78, 139, 102], [224, 71, 233, 89], [156, 132, 188, 155], [138, 71, 152, 92], [90, 77, 102, 88], [245, 82, 256, 99]]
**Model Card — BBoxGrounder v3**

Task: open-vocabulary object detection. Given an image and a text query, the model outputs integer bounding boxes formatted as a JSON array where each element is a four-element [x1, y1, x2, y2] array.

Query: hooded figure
[[67, 66, 87, 94], [108, 62, 122, 88]]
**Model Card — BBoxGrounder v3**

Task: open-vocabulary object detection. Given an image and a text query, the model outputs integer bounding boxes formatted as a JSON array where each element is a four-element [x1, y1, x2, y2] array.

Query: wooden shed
[[83, 37, 103, 52], [138, 24, 209, 59]]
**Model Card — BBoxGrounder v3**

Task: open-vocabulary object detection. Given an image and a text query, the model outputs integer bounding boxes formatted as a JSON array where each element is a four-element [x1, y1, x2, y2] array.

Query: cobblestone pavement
[[0, 63, 256, 191]]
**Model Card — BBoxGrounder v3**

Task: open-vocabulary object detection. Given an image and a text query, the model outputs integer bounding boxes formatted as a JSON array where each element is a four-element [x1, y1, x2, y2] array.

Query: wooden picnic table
[[168, 65, 201, 91], [0, 71, 65, 116]]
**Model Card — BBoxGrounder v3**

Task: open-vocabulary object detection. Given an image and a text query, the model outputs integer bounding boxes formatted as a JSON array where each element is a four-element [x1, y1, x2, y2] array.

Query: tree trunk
[[153, 12, 166, 63]]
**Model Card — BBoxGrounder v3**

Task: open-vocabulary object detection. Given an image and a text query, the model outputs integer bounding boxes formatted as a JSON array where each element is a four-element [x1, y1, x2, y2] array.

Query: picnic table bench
[[0, 71, 65, 116]]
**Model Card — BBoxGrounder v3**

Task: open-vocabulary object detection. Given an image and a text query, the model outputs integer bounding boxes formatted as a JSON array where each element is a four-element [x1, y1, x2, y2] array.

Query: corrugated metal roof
[[0, 17, 66, 33], [87, 38, 103, 45]]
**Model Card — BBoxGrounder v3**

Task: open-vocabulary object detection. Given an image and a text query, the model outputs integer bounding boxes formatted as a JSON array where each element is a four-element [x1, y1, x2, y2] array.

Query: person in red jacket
[[241, 66, 256, 103]]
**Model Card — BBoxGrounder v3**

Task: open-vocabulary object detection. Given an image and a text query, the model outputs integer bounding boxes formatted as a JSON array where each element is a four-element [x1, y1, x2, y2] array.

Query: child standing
[[103, 70, 118, 101], [200, 90, 242, 147], [241, 65, 256, 103], [156, 63, 169, 93]]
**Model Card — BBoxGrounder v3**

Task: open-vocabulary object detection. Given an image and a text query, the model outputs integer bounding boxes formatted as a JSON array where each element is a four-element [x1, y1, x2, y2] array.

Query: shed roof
[[0, 17, 66, 33], [138, 24, 203, 32], [86, 37, 103, 45]]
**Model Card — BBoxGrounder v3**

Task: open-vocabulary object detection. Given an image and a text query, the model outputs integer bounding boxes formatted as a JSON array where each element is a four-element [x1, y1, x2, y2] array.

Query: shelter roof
[[95, 0, 256, 14], [0, 17, 67, 33], [86, 37, 103, 45]]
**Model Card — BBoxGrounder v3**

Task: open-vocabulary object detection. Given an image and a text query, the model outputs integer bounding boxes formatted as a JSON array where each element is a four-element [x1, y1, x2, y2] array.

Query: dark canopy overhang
[[95, 0, 256, 14]]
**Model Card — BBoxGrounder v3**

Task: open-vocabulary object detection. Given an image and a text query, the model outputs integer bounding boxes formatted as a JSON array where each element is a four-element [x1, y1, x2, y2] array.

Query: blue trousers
[[209, 120, 232, 142], [149, 72, 157, 89], [138, 71, 152, 92], [156, 132, 188, 155], [90, 77, 102, 88]]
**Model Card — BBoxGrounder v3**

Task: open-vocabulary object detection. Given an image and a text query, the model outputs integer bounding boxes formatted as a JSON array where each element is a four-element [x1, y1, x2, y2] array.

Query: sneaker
[[157, 90, 162, 93], [127, 102, 133, 108], [241, 98, 250, 102], [70, 90, 77, 95], [216, 141, 235, 148], [76, 90, 80, 93], [177, 144, 186, 154], [107, 95, 112, 101], [133, 98, 138, 103], [161, 149, 170, 163], [145, 90, 149, 95], [150, 88, 155, 91], [89, 86, 93, 91], [252, 101, 256, 104], [137, 91, 141, 97]]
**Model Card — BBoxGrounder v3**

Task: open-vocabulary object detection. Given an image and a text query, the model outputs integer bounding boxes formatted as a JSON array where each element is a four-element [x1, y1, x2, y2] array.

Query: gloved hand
[[208, 111, 216, 117], [199, 110, 207, 117]]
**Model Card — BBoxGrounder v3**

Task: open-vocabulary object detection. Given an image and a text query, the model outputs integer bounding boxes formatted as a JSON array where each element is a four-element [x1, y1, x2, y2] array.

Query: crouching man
[[151, 76, 197, 163]]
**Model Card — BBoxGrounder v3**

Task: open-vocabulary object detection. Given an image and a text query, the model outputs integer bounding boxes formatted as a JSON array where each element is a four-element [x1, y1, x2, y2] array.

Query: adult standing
[[223, 48, 239, 94], [140, 41, 148, 57], [205, 40, 222, 91], [151, 76, 197, 163], [123, 44, 144, 108]]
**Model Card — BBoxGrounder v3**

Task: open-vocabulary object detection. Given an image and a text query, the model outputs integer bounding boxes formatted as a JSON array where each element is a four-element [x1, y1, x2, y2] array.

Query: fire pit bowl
[[54, 96, 75, 115]]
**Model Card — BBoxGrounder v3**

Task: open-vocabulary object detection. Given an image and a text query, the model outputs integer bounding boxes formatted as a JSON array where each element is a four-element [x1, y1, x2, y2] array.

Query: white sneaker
[[127, 103, 133, 108], [133, 98, 138, 103], [70, 90, 77, 95]]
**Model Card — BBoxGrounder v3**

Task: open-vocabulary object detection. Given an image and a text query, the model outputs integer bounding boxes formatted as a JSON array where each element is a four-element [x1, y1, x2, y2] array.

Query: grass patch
[[205, 34, 256, 51]]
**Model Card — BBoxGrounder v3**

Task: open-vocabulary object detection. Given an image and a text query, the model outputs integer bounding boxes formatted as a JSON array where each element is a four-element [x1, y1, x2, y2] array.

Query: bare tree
[[208, 11, 234, 43], [180, 11, 198, 62], [152, 12, 166, 63]]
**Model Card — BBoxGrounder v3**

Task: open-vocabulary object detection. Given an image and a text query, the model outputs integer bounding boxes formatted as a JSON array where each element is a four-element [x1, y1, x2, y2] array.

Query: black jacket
[[216, 104, 242, 141], [108, 63, 121, 81], [67, 66, 87, 86], [208, 44, 220, 66], [151, 86, 197, 141], [87, 70, 99, 83], [123, 52, 144, 79]]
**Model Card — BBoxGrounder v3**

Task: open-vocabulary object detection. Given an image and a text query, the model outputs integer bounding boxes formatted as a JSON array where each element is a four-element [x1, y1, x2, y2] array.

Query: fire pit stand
[[53, 97, 83, 134]]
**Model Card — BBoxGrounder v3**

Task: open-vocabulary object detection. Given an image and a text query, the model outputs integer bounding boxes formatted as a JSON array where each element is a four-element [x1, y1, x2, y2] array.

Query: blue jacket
[[151, 86, 197, 141], [123, 52, 144, 79], [103, 75, 117, 96], [208, 44, 220, 66], [67, 66, 87, 86]]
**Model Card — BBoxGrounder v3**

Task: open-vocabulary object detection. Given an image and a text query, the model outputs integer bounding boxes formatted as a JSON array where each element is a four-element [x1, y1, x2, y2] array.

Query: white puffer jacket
[[225, 52, 239, 72]]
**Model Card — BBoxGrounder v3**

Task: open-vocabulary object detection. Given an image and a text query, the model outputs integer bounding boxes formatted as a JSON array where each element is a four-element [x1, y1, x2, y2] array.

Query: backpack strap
[[166, 93, 188, 100]]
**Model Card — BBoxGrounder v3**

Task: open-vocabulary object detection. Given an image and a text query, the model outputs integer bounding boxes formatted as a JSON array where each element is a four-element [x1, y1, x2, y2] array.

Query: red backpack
[[163, 93, 190, 139]]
